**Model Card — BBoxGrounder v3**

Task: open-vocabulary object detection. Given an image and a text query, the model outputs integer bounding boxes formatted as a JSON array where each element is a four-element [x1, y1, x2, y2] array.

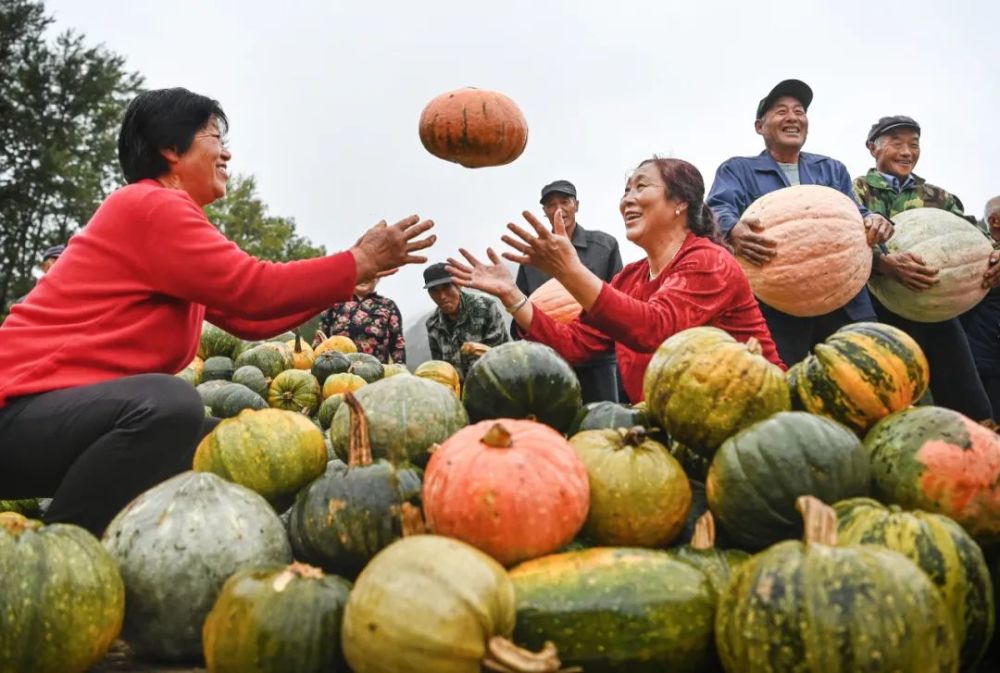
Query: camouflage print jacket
[[425, 290, 510, 378], [852, 169, 977, 225]]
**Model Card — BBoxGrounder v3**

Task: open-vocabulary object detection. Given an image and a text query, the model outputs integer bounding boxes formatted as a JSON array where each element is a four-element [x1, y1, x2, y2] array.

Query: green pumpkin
[[0, 498, 43, 517], [211, 382, 269, 418], [716, 496, 959, 673], [462, 341, 582, 434], [835, 497, 995, 672], [510, 547, 717, 672], [311, 351, 352, 386], [785, 360, 806, 411], [706, 411, 870, 550], [177, 358, 203, 386], [329, 375, 468, 466], [0, 513, 125, 673], [317, 393, 345, 430], [667, 511, 749, 598], [382, 363, 410, 377], [568, 401, 651, 435], [236, 343, 292, 379], [232, 365, 270, 397], [268, 369, 322, 416], [346, 353, 385, 383], [202, 355, 235, 382], [669, 440, 712, 482], [202, 562, 352, 673], [197, 379, 230, 407], [199, 322, 243, 360], [569, 427, 690, 547]]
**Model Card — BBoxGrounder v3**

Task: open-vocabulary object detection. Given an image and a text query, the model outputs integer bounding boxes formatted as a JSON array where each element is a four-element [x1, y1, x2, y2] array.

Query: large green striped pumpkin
[[210, 382, 268, 418], [868, 208, 993, 322], [795, 322, 929, 434], [716, 496, 959, 673], [835, 497, 995, 672], [267, 369, 322, 416], [199, 322, 243, 360], [236, 343, 293, 379], [643, 326, 790, 458]]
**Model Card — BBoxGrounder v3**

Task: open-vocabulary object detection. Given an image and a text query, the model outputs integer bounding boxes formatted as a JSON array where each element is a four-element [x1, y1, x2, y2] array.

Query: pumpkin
[[210, 382, 269, 418], [236, 343, 292, 379], [643, 326, 790, 458], [0, 513, 125, 673], [737, 184, 872, 317], [869, 207, 993, 322], [667, 511, 750, 597], [418, 87, 528, 169], [194, 408, 327, 508], [568, 400, 651, 435], [314, 334, 357, 356], [668, 440, 712, 482], [423, 419, 589, 566], [569, 427, 690, 547], [289, 394, 423, 575], [865, 406, 1000, 545], [328, 375, 468, 466], [102, 472, 292, 661], [462, 342, 582, 434], [795, 321, 929, 434], [510, 547, 717, 672], [197, 379, 230, 407], [706, 411, 870, 550], [382, 362, 409, 377], [317, 393, 345, 430], [716, 496, 959, 673], [835, 497, 995, 672], [177, 356, 204, 386], [232, 364, 270, 397], [268, 369, 322, 416], [785, 360, 806, 410], [199, 322, 243, 360], [311, 351, 352, 386], [529, 278, 582, 324], [345, 352, 385, 383], [286, 333, 315, 370], [202, 562, 352, 673], [202, 355, 235, 382], [414, 359, 461, 395], [321, 372, 367, 399], [0, 498, 43, 516]]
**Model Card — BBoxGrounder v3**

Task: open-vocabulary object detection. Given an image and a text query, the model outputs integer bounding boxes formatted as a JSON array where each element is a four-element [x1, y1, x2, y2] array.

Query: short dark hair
[[118, 88, 228, 183], [636, 157, 724, 245]]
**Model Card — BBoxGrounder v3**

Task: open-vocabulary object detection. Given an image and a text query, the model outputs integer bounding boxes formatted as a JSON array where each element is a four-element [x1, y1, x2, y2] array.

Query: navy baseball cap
[[423, 263, 454, 289], [539, 179, 577, 204], [756, 79, 813, 119]]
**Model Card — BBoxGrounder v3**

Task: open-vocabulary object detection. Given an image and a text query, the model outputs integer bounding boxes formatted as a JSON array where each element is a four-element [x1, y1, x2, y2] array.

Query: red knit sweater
[[526, 233, 784, 403], [0, 180, 357, 407]]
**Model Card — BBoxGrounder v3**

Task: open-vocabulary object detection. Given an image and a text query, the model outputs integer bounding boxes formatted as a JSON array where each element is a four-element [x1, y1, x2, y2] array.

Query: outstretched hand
[[352, 215, 436, 282], [446, 248, 520, 305], [500, 209, 583, 279]]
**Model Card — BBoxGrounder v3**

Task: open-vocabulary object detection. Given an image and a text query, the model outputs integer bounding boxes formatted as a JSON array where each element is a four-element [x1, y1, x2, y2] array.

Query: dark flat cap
[[423, 262, 454, 290], [42, 244, 65, 260], [866, 115, 921, 145], [756, 79, 813, 119], [540, 179, 577, 204]]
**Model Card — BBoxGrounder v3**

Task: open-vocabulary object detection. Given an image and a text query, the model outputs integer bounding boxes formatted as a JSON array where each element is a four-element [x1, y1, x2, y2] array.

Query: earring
[[674, 209, 680, 216]]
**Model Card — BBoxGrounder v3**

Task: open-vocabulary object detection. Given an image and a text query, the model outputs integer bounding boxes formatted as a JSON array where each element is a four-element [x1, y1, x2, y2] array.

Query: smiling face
[[619, 163, 685, 248], [755, 95, 809, 154], [870, 128, 920, 180], [162, 116, 231, 206]]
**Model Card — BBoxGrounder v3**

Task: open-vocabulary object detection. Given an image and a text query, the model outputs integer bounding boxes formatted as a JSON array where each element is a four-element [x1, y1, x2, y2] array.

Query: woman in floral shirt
[[313, 278, 406, 363]]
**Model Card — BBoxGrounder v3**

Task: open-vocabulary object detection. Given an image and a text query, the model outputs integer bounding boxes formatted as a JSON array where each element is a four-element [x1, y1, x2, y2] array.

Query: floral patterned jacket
[[313, 292, 406, 364]]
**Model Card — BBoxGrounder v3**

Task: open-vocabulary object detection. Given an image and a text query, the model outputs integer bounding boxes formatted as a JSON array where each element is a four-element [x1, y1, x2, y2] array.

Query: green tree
[[1, 0, 143, 313]]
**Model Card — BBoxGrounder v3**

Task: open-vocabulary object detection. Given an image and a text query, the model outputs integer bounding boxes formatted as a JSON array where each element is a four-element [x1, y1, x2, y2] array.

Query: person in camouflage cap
[[423, 262, 510, 378], [854, 115, 993, 420]]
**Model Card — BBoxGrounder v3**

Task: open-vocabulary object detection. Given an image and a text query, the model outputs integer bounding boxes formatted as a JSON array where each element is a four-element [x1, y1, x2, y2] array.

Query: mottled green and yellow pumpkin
[[199, 322, 243, 360], [785, 359, 806, 410], [667, 511, 750, 598], [210, 382, 269, 418], [311, 351, 352, 386], [795, 321, 929, 434], [835, 497, 995, 672], [643, 326, 790, 458], [0, 513, 125, 673], [268, 369, 322, 416], [317, 393, 345, 430], [568, 400, 652, 435], [321, 372, 367, 399], [232, 364, 270, 397], [345, 352, 384, 383], [706, 411, 870, 550], [865, 406, 1000, 545], [0, 498, 43, 517], [510, 547, 717, 672], [286, 334, 315, 370], [569, 427, 690, 547], [202, 562, 352, 673], [236, 343, 292, 379], [869, 207, 994, 322], [202, 355, 235, 382], [314, 334, 357, 356], [414, 359, 461, 395], [177, 356, 204, 386], [716, 496, 959, 673]]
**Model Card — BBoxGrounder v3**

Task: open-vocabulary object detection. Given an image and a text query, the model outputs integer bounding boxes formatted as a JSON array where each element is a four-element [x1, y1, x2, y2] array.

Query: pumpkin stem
[[0, 511, 42, 535], [482, 423, 513, 449], [796, 495, 837, 546], [745, 337, 762, 356], [294, 332, 303, 354], [690, 512, 716, 551], [315, 329, 328, 343], [482, 637, 580, 673], [400, 502, 426, 536], [344, 392, 373, 468], [622, 426, 647, 448]]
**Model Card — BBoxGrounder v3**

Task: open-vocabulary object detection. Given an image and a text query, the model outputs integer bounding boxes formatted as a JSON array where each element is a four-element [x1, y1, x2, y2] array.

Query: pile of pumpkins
[[2, 316, 999, 673]]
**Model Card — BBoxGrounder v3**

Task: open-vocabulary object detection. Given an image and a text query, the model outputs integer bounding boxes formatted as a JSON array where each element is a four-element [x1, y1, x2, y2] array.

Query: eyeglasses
[[197, 132, 229, 149]]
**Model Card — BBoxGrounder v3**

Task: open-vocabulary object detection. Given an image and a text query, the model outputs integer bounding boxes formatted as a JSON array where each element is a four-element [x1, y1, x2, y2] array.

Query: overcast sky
[[45, 0, 999, 326]]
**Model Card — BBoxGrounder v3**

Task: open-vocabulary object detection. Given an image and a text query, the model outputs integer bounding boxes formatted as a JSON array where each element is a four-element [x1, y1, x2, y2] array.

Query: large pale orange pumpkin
[[414, 359, 461, 396], [738, 185, 872, 317], [286, 334, 315, 370], [529, 278, 582, 324], [418, 88, 528, 168], [314, 334, 357, 356]]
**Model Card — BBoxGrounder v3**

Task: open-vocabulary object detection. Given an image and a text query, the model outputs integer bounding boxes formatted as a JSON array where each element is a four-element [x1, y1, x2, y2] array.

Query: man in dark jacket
[[707, 79, 894, 365], [961, 196, 1000, 419], [512, 179, 624, 402]]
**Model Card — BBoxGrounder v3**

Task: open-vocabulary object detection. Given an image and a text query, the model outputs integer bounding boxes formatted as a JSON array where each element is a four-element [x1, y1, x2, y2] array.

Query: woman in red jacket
[[0, 88, 434, 535], [447, 157, 783, 403]]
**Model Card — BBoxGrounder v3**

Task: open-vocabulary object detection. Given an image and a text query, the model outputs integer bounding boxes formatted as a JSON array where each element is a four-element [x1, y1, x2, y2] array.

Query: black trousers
[[759, 304, 860, 367], [981, 376, 1000, 421], [0, 374, 219, 536], [575, 361, 619, 404]]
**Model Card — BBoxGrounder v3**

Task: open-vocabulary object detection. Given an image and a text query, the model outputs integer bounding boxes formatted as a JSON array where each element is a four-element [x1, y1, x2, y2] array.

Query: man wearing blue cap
[[8, 244, 66, 309]]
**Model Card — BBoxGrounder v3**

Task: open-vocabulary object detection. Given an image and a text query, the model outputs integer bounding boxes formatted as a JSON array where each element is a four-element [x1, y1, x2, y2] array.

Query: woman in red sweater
[[0, 88, 434, 535], [447, 157, 783, 403]]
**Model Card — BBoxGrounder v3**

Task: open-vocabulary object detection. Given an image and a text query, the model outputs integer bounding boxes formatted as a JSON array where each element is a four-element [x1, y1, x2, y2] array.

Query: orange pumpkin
[[529, 278, 582, 324], [314, 335, 357, 356], [286, 334, 315, 370], [414, 360, 461, 396], [321, 372, 367, 400], [423, 419, 590, 566], [738, 185, 872, 317], [418, 88, 528, 168]]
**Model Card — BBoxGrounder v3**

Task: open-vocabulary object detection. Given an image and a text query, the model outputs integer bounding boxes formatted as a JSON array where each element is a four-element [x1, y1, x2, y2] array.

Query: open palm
[[446, 248, 518, 299]]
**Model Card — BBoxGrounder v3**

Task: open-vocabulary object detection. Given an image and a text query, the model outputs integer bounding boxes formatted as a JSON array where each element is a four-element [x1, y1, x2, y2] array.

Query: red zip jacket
[[0, 180, 357, 407], [526, 233, 785, 403]]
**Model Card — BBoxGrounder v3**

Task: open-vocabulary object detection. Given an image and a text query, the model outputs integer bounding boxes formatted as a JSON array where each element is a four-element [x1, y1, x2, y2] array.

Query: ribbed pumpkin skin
[[667, 514, 750, 598], [414, 359, 461, 395], [202, 355, 235, 382], [194, 409, 327, 506], [199, 322, 243, 360], [869, 208, 993, 322], [177, 356, 204, 386], [286, 336, 315, 370], [382, 363, 409, 377], [317, 393, 344, 430], [569, 401, 651, 434], [311, 351, 351, 386], [321, 372, 367, 399], [232, 365, 270, 397], [329, 376, 468, 466], [0, 514, 125, 673], [706, 412, 870, 550], [314, 335, 358, 356], [418, 87, 528, 168], [738, 185, 872, 317], [346, 355, 384, 384], [865, 406, 1000, 544], [643, 326, 790, 457], [462, 341, 582, 434], [510, 548, 716, 672], [236, 344, 291, 379], [202, 563, 351, 673], [529, 277, 582, 324], [834, 497, 995, 672], [570, 429, 691, 547], [268, 369, 322, 415], [210, 382, 268, 418], [716, 539, 959, 673], [102, 472, 292, 662], [797, 321, 930, 434], [423, 419, 590, 566]]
